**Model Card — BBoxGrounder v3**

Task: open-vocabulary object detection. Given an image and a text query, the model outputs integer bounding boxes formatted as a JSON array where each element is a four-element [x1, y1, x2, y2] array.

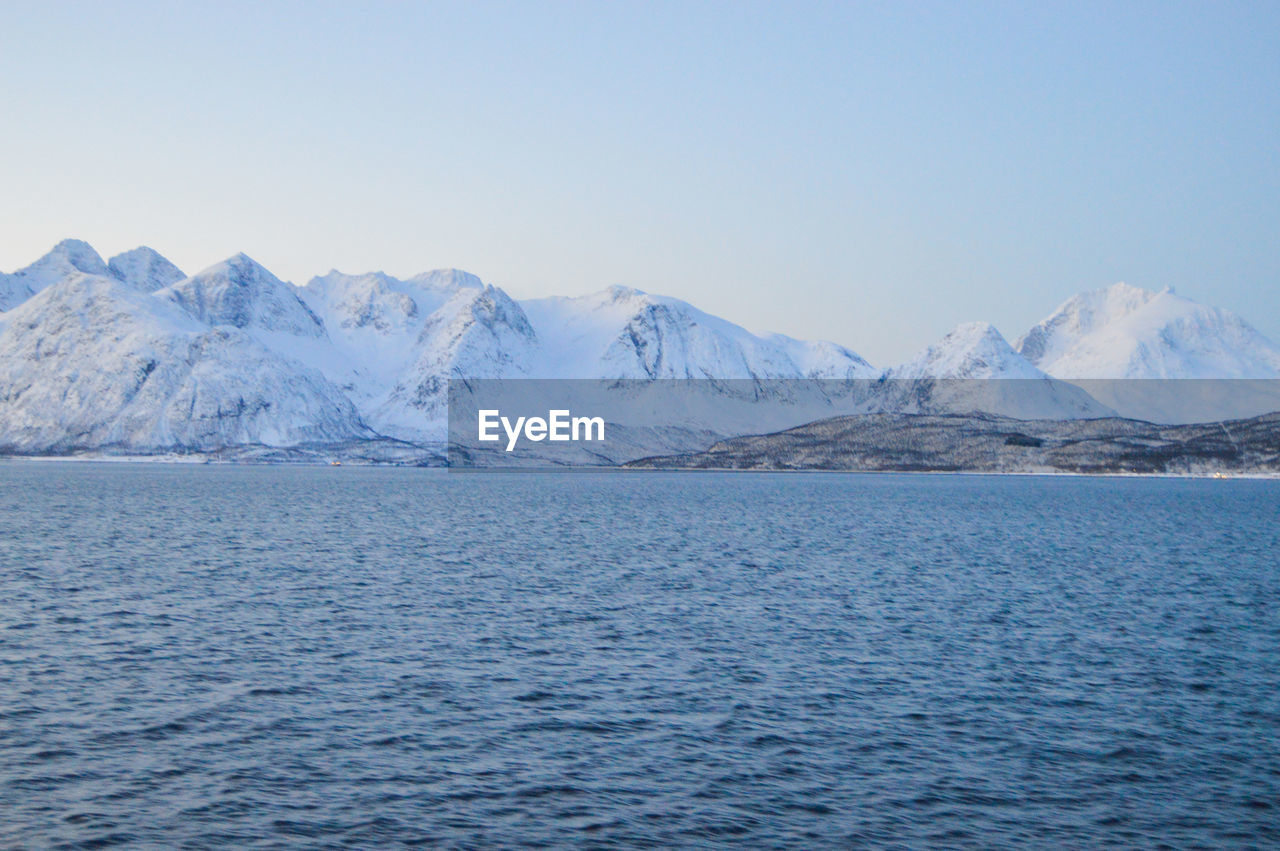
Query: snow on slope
[[294, 270, 535, 440], [520, 286, 876, 379], [1, 241, 190, 310], [289, 275, 880, 441], [889, 322, 1047, 380], [108, 247, 186, 292], [765, 336, 878, 380], [0, 239, 111, 311], [10, 238, 1279, 454], [883, 322, 1115, 419], [1016, 282, 1280, 379], [159, 254, 326, 338], [373, 285, 541, 439], [0, 273, 369, 451], [4, 245, 877, 442], [299, 268, 483, 387]]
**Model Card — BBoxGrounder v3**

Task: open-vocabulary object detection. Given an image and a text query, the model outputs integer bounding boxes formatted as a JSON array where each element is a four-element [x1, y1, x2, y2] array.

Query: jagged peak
[[1103, 280, 1154, 296], [185, 252, 285, 287], [893, 321, 1043, 379], [1101, 280, 1177, 299], [15, 238, 109, 277], [319, 267, 392, 280], [460, 282, 529, 318], [940, 320, 1010, 345], [413, 281, 537, 359], [108, 245, 169, 263], [911, 321, 1023, 365], [107, 247, 185, 292], [50, 237, 99, 256], [225, 251, 265, 272], [160, 252, 324, 337], [564, 285, 695, 317]]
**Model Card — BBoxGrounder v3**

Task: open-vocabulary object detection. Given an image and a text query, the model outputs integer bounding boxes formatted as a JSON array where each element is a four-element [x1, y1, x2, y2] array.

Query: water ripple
[[0, 464, 1278, 847]]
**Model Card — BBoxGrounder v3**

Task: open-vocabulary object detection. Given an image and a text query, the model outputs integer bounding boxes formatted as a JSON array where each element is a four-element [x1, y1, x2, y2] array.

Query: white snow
[[2, 241, 1278, 452], [157, 254, 326, 338], [883, 322, 1115, 419], [0, 273, 368, 451], [519, 286, 876, 379], [889, 322, 1048, 380], [0, 239, 111, 311], [107, 247, 186, 292], [1016, 282, 1280, 379]]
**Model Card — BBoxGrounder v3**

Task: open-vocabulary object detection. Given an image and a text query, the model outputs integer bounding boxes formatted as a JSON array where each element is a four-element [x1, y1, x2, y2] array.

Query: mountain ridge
[[2, 239, 1278, 456]]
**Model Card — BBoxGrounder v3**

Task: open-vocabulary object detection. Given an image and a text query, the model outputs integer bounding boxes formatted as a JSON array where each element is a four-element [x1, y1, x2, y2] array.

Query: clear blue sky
[[1, 0, 1276, 364]]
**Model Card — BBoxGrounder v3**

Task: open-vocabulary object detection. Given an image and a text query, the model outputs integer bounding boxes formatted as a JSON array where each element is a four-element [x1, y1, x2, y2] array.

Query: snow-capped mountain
[[108, 247, 186, 293], [0, 241, 884, 453], [882, 322, 1115, 419], [1016, 282, 1280, 379], [1012, 282, 1280, 422], [0, 239, 112, 311], [159, 254, 326, 338], [2, 240, 1278, 456], [520, 286, 876, 380], [375, 285, 541, 439], [0, 273, 369, 452], [888, 322, 1047, 380], [0, 240, 190, 309], [296, 274, 877, 442]]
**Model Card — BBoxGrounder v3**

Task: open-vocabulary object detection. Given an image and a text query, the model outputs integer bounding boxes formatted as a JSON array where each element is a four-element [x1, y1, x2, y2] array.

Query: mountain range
[[1, 239, 1278, 457]]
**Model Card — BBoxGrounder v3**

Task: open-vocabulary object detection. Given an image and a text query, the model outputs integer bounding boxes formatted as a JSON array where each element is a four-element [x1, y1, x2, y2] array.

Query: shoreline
[[2, 453, 1277, 480]]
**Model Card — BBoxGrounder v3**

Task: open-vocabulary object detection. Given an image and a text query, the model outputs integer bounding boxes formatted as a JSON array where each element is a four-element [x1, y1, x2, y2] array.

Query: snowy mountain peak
[[0, 272, 368, 451], [310, 269, 404, 293], [159, 253, 326, 338], [452, 284, 538, 342], [1018, 283, 1159, 363], [516, 284, 877, 380], [304, 270, 421, 334], [45, 239, 110, 275], [1105, 280, 1156, 299], [605, 284, 648, 302], [410, 284, 539, 375], [880, 321, 1116, 419], [371, 284, 539, 435], [0, 239, 112, 311], [951, 320, 1005, 341], [1016, 283, 1280, 379], [892, 321, 1046, 379], [107, 247, 185, 293]]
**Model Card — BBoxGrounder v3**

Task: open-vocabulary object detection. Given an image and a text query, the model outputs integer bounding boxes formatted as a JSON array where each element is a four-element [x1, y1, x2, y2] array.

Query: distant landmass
[[2, 239, 1280, 461], [626, 411, 1280, 476]]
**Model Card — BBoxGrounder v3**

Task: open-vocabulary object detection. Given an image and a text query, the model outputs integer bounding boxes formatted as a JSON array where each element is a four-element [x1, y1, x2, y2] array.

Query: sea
[[2, 463, 1278, 847]]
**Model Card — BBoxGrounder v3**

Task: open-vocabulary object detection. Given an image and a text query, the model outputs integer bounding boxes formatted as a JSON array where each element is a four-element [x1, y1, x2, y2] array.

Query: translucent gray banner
[[447, 378, 1280, 472]]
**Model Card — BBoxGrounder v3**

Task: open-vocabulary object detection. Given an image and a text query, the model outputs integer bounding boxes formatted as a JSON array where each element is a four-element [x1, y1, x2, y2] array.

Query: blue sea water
[[1, 463, 1278, 848]]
